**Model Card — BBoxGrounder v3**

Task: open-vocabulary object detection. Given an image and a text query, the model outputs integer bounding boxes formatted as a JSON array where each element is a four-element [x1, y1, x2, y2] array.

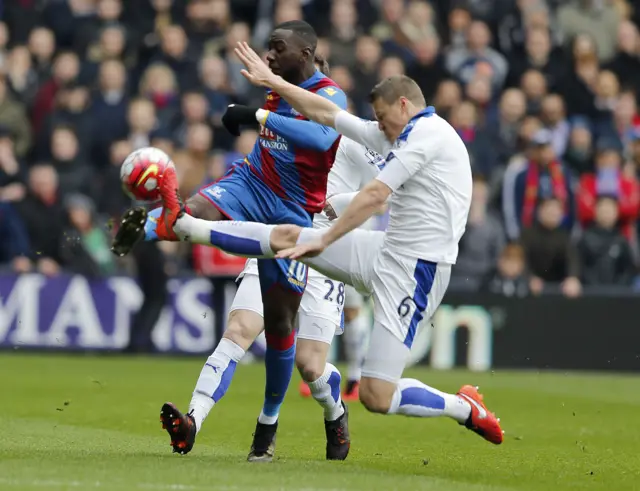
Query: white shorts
[[230, 259, 345, 344], [299, 228, 452, 383]]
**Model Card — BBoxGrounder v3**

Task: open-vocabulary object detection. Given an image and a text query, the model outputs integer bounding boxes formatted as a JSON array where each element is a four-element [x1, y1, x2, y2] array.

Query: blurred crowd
[[1, 0, 640, 298]]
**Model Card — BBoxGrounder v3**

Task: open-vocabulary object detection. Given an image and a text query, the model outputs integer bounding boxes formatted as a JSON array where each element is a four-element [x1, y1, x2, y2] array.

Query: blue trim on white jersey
[[404, 259, 437, 348], [397, 106, 436, 143]]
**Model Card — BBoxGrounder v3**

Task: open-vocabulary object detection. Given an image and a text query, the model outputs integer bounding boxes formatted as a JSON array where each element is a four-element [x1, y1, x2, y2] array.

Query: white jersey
[[334, 108, 472, 264], [313, 137, 383, 231]]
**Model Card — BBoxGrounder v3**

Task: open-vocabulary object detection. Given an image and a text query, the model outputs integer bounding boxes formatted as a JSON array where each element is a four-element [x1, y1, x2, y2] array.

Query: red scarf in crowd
[[522, 160, 567, 227]]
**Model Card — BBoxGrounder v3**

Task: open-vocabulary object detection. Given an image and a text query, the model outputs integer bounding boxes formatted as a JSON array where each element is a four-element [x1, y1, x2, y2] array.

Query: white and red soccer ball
[[120, 147, 175, 202]]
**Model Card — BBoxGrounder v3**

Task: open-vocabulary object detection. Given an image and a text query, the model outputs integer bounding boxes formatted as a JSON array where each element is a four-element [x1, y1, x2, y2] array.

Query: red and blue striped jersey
[[245, 70, 347, 214]]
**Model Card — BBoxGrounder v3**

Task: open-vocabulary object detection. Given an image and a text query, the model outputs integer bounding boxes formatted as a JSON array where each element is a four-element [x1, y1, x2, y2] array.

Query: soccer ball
[[120, 147, 175, 202]]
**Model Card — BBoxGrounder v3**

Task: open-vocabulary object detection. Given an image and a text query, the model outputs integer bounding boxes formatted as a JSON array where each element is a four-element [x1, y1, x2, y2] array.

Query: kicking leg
[[358, 260, 503, 445]]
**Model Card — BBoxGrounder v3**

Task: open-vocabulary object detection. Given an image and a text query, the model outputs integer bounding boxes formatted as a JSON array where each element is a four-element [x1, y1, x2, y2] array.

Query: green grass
[[2, 353, 639, 491]]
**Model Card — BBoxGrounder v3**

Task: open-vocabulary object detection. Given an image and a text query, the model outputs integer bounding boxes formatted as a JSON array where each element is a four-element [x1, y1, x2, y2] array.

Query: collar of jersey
[[299, 70, 324, 89], [409, 106, 436, 123]]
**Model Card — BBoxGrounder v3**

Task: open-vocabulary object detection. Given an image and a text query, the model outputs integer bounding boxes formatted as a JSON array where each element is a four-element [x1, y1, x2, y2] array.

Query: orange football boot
[[457, 385, 503, 445], [155, 164, 184, 241], [299, 380, 312, 398], [341, 381, 360, 402]]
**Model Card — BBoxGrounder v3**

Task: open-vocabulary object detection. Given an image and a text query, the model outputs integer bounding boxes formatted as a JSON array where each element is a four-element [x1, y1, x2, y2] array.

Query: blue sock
[[144, 207, 162, 241], [258, 332, 296, 425]]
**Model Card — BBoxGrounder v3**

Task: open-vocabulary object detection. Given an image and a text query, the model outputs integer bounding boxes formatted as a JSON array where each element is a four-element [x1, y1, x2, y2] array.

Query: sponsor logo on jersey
[[205, 185, 226, 200], [259, 125, 290, 151], [365, 148, 385, 170]]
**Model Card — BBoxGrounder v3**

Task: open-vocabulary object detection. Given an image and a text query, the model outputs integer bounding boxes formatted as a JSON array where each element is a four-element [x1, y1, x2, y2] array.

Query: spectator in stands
[[578, 196, 635, 286], [481, 243, 529, 298], [610, 89, 638, 151], [37, 82, 92, 162], [488, 88, 526, 166], [629, 129, 640, 172], [79, 24, 130, 86], [607, 20, 640, 101], [465, 75, 493, 121], [199, 55, 232, 146], [520, 69, 548, 116], [0, 21, 8, 69], [452, 175, 505, 289], [445, 5, 471, 52], [75, 0, 124, 59], [60, 193, 116, 277], [557, 0, 620, 63], [172, 90, 210, 148], [540, 94, 571, 158], [564, 118, 594, 175], [224, 22, 253, 102], [98, 139, 133, 219], [223, 128, 259, 170], [450, 101, 497, 177], [0, 202, 31, 273], [577, 139, 639, 238], [174, 123, 213, 198], [16, 164, 66, 277], [328, 1, 359, 68], [503, 129, 575, 240], [49, 124, 92, 196], [139, 63, 180, 129], [31, 50, 80, 135], [0, 126, 26, 202], [432, 79, 462, 120], [0, 73, 32, 158], [184, 0, 227, 54], [521, 197, 582, 297], [153, 24, 198, 91], [126, 98, 158, 151], [378, 56, 405, 81], [5, 45, 40, 107], [446, 20, 508, 90], [506, 26, 566, 91], [351, 36, 381, 113], [407, 33, 447, 103], [27, 27, 56, 86]]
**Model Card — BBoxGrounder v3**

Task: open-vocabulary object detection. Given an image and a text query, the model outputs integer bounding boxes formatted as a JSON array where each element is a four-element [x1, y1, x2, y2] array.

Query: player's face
[[372, 97, 410, 142], [266, 29, 308, 82]]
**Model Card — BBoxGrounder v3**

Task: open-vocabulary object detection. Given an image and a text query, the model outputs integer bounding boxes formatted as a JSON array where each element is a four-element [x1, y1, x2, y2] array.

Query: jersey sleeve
[[264, 114, 339, 151], [334, 111, 388, 155], [376, 128, 431, 191]]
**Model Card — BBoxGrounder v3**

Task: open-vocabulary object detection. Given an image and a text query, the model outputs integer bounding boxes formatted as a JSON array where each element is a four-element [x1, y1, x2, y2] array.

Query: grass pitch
[[2, 353, 639, 491]]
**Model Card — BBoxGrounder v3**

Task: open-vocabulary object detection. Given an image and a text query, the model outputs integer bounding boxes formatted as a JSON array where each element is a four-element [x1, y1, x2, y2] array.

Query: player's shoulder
[[311, 74, 345, 97]]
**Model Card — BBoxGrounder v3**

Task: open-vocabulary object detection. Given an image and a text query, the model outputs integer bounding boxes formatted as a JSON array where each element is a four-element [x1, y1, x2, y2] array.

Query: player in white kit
[[158, 56, 384, 461], [168, 42, 504, 446]]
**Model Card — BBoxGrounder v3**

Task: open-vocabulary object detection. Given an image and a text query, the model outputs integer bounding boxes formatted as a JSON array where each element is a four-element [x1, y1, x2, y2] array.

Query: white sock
[[388, 378, 471, 423], [257, 411, 279, 425], [174, 215, 275, 257], [308, 363, 345, 421], [189, 338, 246, 433], [344, 312, 368, 382]]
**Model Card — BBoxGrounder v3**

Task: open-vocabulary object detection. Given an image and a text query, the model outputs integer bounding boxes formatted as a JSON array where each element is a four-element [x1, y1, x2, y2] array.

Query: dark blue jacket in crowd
[[0, 202, 30, 264]]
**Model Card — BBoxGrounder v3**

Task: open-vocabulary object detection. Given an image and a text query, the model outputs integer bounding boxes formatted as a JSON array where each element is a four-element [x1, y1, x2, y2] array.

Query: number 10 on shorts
[[287, 261, 307, 282]]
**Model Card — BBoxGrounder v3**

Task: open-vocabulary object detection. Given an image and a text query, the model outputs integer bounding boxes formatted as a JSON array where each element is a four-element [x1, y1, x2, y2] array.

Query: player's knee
[[270, 224, 301, 251], [359, 378, 393, 414], [344, 307, 360, 323], [223, 310, 262, 351], [295, 342, 326, 382]]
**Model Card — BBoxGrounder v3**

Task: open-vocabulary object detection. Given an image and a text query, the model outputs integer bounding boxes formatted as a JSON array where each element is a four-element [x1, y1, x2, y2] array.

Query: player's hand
[[235, 41, 278, 88], [222, 104, 260, 136], [276, 240, 326, 260]]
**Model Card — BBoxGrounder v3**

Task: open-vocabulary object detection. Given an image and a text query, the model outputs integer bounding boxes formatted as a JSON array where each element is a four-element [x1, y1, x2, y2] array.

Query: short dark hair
[[313, 53, 330, 76], [368, 75, 426, 106], [275, 20, 317, 51]]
